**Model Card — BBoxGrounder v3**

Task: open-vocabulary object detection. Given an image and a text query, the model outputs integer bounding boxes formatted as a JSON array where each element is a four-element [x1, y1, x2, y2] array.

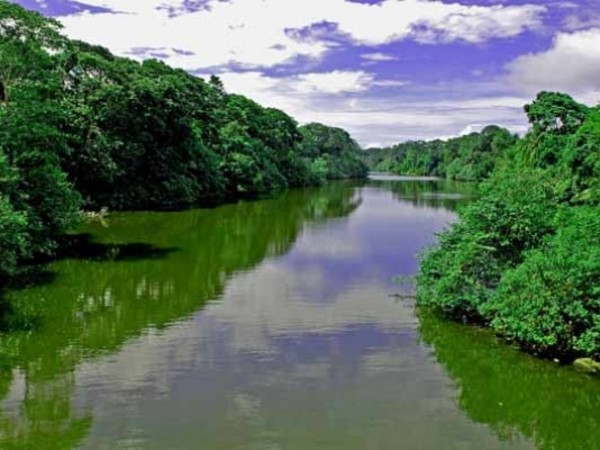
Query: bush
[[485, 206, 600, 360], [0, 196, 28, 282], [417, 169, 559, 321], [417, 92, 600, 361]]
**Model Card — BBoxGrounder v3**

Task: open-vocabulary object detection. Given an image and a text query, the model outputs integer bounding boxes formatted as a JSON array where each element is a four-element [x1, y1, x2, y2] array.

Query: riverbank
[[416, 92, 600, 365], [0, 2, 368, 289], [1, 178, 599, 449]]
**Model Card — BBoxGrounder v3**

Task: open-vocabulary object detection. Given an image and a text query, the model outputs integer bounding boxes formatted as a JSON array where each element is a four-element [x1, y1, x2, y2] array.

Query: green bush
[[485, 207, 600, 360], [560, 110, 600, 203], [417, 92, 600, 361], [417, 169, 559, 320], [0, 195, 28, 282]]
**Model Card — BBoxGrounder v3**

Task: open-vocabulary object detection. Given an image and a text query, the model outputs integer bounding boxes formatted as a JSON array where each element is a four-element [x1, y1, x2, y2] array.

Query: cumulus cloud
[[56, 0, 546, 70], [294, 71, 375, 94], [214, 71, 529, 146], [508, 28, 600, 95], [35, 0, 557, 145], [217, 70, 376, 97], [302, 100, 528, 145]]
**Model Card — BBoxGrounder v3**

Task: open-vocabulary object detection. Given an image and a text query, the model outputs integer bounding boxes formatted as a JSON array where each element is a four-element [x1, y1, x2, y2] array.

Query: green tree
[[299, 123, 368, 179], [0, 0, 367, 286], [417, 91, 600, 361]]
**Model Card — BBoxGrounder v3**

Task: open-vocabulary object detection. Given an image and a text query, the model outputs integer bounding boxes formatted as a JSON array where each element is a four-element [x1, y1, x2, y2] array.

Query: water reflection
[[419, 310, 600, 450], [0, 371, 92, 450], [62, 180, 507, 450], [368, 173, 475, 211], [0, 178, 573, 450], [0, 183, 360, 449]]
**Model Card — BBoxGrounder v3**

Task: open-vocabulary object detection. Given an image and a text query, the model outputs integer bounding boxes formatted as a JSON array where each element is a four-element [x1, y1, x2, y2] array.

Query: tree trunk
[[0, 79, 8, 105]]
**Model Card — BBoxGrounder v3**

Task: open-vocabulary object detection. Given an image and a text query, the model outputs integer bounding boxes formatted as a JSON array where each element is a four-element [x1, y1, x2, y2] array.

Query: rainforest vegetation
[[0, 1, 367, 287], [363, 125, 518, 181], [417, 91, 600, 363], [3, 0, 600, 368]]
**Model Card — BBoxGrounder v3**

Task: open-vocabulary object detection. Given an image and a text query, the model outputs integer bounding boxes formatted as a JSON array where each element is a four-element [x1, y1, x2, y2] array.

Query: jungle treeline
[[417, 91, 600, 363], [362, 125, 518, 182], [0, 2, 367, 285]]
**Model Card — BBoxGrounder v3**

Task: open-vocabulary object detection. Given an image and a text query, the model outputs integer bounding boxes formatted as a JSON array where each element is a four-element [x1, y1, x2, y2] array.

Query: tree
[[299, 123, 368, 179], [0, 0, 367, 285], [361, 126, 516, 181], [0, 1, 64, 105], [524, 91, 590, 135]]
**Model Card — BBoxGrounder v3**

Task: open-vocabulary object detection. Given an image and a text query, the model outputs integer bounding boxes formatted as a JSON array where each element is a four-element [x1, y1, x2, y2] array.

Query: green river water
[[0, 176, 599, 450]]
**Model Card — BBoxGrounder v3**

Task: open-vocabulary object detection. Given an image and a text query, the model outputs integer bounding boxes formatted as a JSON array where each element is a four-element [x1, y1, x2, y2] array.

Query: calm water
[[1, 177, 599, 450]]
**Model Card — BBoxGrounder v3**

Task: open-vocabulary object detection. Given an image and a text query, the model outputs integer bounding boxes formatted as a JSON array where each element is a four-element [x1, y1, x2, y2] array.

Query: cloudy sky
[[15, 0, 600, 147]]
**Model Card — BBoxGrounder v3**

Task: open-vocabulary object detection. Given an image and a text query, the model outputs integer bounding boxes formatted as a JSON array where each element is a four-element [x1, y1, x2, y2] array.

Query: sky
[[14, 0, 600, 147]]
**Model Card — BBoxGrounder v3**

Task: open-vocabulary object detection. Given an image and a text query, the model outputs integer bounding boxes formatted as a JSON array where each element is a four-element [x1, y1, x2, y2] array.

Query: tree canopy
[[362, 125, 517, 182], [0, 1, 367, 286], [417, 92, 600, 362]]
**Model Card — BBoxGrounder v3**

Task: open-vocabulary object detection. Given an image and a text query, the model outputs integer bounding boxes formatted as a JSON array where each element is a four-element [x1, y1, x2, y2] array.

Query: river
[[0, 176, 599, 450]]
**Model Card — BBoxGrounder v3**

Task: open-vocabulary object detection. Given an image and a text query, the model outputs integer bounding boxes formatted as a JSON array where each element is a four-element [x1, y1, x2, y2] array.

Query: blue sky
[[15, 0, 600, 146]]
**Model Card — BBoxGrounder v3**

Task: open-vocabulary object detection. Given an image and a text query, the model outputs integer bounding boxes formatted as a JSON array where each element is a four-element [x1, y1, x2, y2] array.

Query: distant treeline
[[362, 126, 518, 181], [417, 91, 600, 363], [0, 1, 367, 284]]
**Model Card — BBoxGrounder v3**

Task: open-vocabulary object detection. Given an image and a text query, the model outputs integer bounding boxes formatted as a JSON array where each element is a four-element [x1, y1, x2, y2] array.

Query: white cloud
[[508, 28, 600, 95], [371, 80, 410, 88], [564, 15, 600, 31], [409, 2, 545, 44], [46, 0, 551, 146], [458, 124, 486, 137], [57, 0, 546, 70], [216, 70, 377, 98], [361, 52, 398, 62], [556, 2, 579, 9], [215, 70, 408, 107], [294, 71, 375, 94], [215, 71, 529, 146]]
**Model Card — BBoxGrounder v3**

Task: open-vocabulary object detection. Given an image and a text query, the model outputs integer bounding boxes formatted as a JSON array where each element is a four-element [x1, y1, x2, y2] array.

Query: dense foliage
[[363, 125, 517, 181], [0, 2, 366, 286], [417, 91, 600, 361], [299, 123, 369, 180]]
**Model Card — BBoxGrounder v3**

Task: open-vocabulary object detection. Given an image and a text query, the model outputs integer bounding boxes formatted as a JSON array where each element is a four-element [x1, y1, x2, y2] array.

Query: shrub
[[485, 206, 600, 360], [417, 169, 559, 321]]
